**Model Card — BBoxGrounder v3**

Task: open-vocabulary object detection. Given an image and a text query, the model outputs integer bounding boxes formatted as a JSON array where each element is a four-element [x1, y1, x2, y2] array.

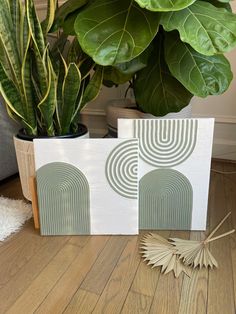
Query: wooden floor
[[0, 161, 235, 314]]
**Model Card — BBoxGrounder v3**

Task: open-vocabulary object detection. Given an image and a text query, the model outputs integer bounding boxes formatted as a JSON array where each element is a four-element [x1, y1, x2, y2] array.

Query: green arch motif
[[139, 169, 193, 230], [105, 139, 138, 199], [37, 162, 90, 235], [134, 119, 198, 167]]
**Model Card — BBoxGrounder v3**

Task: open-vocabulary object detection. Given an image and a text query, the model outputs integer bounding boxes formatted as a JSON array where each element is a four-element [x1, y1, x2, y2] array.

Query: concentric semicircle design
[[105, 139, 139, 199], [37, 162, 90, 235], [139, 169, 193, 230], [134, 119, 198, 167]]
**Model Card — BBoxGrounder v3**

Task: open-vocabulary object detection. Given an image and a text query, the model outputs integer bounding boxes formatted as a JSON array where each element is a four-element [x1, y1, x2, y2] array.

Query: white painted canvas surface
[[118, 118, 214, 230], [34, 138, 139, 235]]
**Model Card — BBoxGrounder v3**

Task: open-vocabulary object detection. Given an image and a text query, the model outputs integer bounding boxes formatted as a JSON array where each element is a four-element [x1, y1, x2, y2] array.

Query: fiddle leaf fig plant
[[0, 0, 103, 136], [54, 0, 236, 116]]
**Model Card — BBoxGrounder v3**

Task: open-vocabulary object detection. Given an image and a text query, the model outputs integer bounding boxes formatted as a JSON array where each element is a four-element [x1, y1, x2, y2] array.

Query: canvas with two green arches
[[34, 138, 139, 235], [118, 118, 214, 230]]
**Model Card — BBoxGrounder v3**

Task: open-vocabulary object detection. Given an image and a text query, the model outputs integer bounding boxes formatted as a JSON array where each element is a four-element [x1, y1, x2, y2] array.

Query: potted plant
[[0, 0, 103, 200], [52, 0, 236, 125]]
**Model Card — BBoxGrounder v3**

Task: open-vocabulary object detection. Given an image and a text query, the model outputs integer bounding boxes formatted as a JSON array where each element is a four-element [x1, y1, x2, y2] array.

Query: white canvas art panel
[[118, 118, 214, 231], [34, 138, 139, 235]]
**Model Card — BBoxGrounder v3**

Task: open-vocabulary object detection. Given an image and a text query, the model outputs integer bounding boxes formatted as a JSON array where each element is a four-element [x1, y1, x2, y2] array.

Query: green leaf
[[0, 62, 25, 120], [60, 63, 81, 134], [41, 0, 56, 35], [165, 32, 233, 97], [38, 56, 57, 136], [134, 35, 192, 116], [21, 32, 37, 132], [161, 1, 236, 55], [75, 0, 160, 65], [0, 0, 22, 87], [203, 0, 232, 11], [103, 66, 133, 84], [26, 0, 45, 56], [80, 66, 103, 110], [51, 0, 89, 32], [62, 10, 78, 35], [10, 0, 22, 59], [134, 0, 196, 12]]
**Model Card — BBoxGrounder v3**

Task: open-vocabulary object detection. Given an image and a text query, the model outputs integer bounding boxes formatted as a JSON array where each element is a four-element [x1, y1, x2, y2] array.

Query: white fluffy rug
[[0, 196, 32, 241]]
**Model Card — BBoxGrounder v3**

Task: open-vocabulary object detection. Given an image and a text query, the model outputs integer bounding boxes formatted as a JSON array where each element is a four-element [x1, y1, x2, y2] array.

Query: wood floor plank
[[121, 290, 152, 314], [80, 236, 129, 295], [222, 163, 236, 308], [121, 231, 170, 314], [6, 237, 90, 314], [178, 232, 208, 314], [207, 162, 235, 314], [34, 236, 109, 314], [93, 236, 140, 314], [0, 223, 47, 289], [0, 236, 70, 314], [149, 231, 189, 314], [63, 289, 99, 314]]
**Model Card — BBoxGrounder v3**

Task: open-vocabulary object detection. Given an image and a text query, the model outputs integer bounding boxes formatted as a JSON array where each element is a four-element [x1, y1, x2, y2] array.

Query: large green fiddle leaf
[[103, 49, 150, 84], [134, 0, 196, 12], [75, 0, 160, 65], [60, 63, 81, 135], [165, 32, 233, 97], [134, 36, 192, 116], [161, 1, 236, 56]]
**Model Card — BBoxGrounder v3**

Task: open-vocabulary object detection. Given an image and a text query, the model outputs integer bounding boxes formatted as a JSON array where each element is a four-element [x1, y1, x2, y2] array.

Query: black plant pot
[[17, 123, 88, 141]]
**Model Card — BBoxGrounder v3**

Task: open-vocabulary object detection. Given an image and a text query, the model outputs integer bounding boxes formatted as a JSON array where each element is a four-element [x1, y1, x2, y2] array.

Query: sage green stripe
[[134, 119, 198, 167], [139, 169, 193, 230], [37, 162, 90, 235], [105, 139, 138, 199]]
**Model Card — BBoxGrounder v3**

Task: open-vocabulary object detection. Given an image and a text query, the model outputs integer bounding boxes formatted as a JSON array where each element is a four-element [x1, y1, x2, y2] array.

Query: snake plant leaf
[[134, 36, 193, 116], [0, 62, 25, 121], [21, 33, 37, 133], [51, 0, 88, 32], [0, 0, 22, 87], [60, 63, 81, 135], [80, 65, 104, 110], [75, 0, 160, 66], [165, 32, 233, 97], [161, 1, 236, 56], [38, 56, 57, 136], [134, 0, 197, 12], [26, 0, 45, 56], [41, 0, 56, 35], [10, 0, 22, 59]]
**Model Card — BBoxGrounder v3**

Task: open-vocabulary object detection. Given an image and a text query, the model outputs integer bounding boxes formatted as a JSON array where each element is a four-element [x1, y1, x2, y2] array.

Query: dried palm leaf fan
[[141, 234, 191, 278], [141, 212, 235, 278], [171, 212, 235, 269]]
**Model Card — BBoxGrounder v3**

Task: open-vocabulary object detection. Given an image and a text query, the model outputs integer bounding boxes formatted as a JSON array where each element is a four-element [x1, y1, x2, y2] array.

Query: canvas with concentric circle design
[[34, 138, 139, 235], [118, 118, 214, 231]]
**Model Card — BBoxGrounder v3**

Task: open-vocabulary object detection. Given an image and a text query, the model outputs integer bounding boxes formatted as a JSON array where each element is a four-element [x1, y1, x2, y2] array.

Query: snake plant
[[0, 0, 103, 136], [53, 0, 236, 116]]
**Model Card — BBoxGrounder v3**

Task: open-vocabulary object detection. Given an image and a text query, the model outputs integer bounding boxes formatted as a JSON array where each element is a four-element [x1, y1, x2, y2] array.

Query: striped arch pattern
[[134, 119, 198, 167], [105, 139, 139, 199], [139, 169, 193, 230], [37, 162, 90, 235]]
